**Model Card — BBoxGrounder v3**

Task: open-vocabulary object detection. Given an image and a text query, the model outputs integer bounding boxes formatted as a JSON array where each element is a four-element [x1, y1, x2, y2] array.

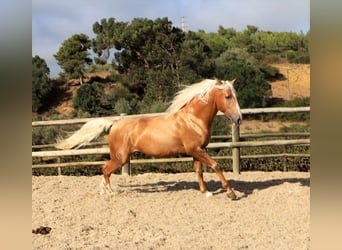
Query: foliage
[[215, 53, 271, 108], [178, 31, 215, 82], [211, 116, 231, 136], [32, 55, 52, 112], [86, 63, 113, 73], [54, 33, 92, 84], [137, 100, 169, 114], [114, 98, 132, 114], [115, 17, 186, 106], [199, 26, 310, 65], [32, 125, 60, 145], [73, 82, 105, 115], [92, 17, 128, 64], [91, 17, 217, 113]]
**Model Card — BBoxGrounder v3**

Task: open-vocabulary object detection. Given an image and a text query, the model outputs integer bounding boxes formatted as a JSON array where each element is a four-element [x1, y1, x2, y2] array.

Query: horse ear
[[230, 79, 236, 85], [216, 79, 223, 85]]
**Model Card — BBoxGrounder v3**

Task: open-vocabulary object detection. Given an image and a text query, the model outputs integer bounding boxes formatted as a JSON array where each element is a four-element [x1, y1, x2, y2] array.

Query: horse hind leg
[[100, 160, 115, 195], [99, 176, 111, 195], [100, 158, 126, 195]]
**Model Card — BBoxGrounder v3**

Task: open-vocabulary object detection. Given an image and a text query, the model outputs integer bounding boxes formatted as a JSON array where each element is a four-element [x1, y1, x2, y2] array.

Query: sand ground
[[32, 171, 310, 249]]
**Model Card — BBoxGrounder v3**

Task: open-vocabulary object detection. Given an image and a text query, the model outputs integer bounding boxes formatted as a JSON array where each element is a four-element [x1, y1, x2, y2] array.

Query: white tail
[[55, 118, 113, 149]]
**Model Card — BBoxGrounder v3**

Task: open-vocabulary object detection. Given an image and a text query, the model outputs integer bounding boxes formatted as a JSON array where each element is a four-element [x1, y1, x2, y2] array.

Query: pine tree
[[54, 33, 92, 84]]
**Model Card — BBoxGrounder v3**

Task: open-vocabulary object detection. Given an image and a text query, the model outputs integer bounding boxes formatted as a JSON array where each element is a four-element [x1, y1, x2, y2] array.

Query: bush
[[114, 98, 132, 114], [73, 82, 104, 115], [32, 126, 61, 145], [287, 50, 310, 64], [138, 100, 169, 114]]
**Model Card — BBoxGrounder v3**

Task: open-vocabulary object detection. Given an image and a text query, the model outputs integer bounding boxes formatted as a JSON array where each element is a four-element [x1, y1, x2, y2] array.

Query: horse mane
[[166, 79, 235, 113]]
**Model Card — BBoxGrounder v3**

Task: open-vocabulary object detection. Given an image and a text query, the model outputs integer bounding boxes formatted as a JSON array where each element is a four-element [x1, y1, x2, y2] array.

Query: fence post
[[232, 123, 240, 174], [120, 113, 131, 176], [283, 135, 288, 171], [121, 158, 131, 176], [57, 157, 62, 175]]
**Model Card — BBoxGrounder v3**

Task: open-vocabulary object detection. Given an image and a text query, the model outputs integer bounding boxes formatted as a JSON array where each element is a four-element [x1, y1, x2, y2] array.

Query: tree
[[73, 82, 103, 115], [92, 18, 127, 64], [32, 55, 52, 112], [54, 33, 92, 84], [197, 30, 230, 58], [178, 31, 215, 83], [94, 17, 186, 106], [215, 49, 271, 108]]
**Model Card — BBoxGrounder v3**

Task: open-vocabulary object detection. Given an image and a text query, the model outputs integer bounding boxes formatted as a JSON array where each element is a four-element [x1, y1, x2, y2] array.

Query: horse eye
[[226, 95, 232, 99]]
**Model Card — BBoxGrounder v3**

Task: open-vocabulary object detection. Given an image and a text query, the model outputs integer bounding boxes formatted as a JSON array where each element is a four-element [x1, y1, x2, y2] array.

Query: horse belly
[[137, 134, 185, 157], [135, 130, 185, 157]]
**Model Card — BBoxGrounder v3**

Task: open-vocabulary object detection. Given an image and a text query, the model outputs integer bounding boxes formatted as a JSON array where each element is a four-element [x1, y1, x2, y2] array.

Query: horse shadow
[[119, 175, 310, 200]]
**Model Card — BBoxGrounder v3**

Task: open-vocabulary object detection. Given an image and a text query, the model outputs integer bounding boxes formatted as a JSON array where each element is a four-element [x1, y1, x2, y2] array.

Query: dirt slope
[[271, 63, 310, 100]]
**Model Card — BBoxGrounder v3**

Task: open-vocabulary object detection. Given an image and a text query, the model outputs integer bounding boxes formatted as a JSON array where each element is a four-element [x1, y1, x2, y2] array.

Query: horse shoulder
[[170, 112, 209, 149]]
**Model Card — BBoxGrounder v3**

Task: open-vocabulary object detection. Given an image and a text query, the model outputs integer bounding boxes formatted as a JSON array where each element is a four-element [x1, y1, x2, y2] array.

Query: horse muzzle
[[233, 116, 242, 125], [235, 117, 242, 125], [226, 113, 242, 125]]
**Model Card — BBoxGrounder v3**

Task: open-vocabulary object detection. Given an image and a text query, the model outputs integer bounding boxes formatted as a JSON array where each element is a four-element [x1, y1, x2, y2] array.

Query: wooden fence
[[32, 106, 310, 175]]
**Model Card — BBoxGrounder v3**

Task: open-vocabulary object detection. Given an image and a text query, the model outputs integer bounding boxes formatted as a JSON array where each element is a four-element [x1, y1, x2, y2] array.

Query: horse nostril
[[237, 118, 241, 125]]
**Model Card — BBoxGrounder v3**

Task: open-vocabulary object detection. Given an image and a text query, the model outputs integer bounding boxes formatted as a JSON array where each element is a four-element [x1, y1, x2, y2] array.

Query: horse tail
[[55, 118, 113, 149]]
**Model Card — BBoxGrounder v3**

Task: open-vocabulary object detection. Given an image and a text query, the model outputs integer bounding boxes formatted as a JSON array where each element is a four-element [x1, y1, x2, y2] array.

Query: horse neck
[[181, 95, 218, 130]]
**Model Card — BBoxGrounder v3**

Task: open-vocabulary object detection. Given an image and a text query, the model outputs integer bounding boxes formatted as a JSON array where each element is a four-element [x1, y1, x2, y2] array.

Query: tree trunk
[[79, 74, 83, 85]]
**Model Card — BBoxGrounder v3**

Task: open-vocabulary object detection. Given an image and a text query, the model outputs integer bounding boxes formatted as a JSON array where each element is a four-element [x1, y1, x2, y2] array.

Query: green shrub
[[114, 98, 132, 114], [32, 126, 60, 145], [73, 82, 104, 115]]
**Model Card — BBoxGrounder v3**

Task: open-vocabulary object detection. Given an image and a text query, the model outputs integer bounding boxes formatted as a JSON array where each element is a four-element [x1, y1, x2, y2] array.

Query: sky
[[32, 0, 310, 77]]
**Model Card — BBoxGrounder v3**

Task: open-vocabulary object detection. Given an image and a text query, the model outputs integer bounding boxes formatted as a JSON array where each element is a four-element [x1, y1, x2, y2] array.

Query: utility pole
[[181, 16, 186, 32]]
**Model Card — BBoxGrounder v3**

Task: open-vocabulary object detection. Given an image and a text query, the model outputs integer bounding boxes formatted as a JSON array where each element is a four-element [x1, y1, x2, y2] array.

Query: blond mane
[[166, 79, 235, 113]]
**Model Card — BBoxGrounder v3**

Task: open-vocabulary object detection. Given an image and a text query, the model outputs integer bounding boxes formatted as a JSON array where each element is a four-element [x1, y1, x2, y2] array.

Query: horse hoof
[[227, 191, 237, 200], [205, 191, 213, 198]]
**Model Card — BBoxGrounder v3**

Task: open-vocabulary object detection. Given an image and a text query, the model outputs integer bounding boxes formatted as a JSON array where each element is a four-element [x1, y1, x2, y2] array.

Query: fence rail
[[32, 107, 310, 127], [32, 106, 310, 174]]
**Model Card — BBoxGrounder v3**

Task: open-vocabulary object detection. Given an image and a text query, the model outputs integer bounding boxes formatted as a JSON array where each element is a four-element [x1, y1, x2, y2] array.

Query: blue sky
[[32, 0, 310, 77]]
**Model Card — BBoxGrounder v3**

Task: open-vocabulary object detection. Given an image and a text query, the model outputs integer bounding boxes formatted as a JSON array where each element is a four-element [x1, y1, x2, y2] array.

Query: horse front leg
[[191, 148, 237, 200], [194, 159, 213, 198]]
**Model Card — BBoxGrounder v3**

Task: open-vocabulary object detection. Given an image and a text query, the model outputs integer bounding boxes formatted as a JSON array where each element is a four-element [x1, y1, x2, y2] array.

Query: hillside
[[270, 63, 310, 100], [45, 63, 310, 117], [49, 71, 112, 116]]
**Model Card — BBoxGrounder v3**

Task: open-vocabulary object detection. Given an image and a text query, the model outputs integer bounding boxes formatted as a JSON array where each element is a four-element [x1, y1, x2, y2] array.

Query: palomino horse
[[56, 79, 242, 199]]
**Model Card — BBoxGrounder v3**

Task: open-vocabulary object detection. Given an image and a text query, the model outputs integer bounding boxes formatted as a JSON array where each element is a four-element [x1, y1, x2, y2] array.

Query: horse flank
[[166, 79, 236, 113]]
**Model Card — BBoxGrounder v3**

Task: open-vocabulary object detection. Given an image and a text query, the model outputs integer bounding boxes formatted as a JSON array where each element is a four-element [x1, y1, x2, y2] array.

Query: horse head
[[214, 79, 242, 125]]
